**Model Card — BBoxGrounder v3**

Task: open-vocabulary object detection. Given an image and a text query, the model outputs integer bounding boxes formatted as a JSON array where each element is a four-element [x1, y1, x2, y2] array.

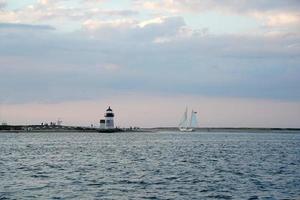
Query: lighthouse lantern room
[[105, 106, 114, 129]]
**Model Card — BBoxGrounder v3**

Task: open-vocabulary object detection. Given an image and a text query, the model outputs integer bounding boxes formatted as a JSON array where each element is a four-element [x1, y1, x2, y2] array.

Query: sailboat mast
[[185, 107, 188, 128]]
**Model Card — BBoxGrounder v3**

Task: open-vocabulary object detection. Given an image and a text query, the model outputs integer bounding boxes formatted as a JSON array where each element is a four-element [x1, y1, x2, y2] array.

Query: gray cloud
[[0, 1, 138, 24], [218, 0, 300, 12], [0, 0, 5, 9], [0, 19, 299, 103], [0, 23, 55, 30], [134, 0, 300, 13], [132, 0, 300, 35]]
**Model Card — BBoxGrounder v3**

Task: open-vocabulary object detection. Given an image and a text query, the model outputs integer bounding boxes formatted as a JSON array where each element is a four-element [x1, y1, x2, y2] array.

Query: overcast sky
[[0, 0, 300, 127]]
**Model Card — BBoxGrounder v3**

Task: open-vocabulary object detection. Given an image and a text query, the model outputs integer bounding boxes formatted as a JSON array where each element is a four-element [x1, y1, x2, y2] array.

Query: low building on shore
[[99, 119, 105, 129]]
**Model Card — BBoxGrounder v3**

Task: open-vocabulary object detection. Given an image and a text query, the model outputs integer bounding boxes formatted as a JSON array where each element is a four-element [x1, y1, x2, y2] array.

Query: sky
[[0, 0, 300, 128]]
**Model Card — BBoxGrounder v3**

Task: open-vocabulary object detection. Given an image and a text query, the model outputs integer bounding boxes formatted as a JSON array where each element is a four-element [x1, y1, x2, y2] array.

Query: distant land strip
[[0, 125, 300, 133], [147, 127, 300, 133]]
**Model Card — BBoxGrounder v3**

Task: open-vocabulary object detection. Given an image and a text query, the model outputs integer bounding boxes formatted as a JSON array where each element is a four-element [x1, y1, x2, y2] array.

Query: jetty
[[0, 124, 150, 133]]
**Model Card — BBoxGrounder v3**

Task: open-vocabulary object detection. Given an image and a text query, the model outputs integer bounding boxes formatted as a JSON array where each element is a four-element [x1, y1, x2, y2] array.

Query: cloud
[[134, 0, 300, 13], [138, 17, 165, 28], [251, 11, 300, 29], [134, 0, 300, 33], [0, 0, 138, 26], [0, 23, 55, 30], [1, 0, 299, 35], [82, 16, 186, 42], [0, 18, 299, 104], [83, 18, 137, 30], [0, 0, 6, 9], [103, 63, 121, 72]]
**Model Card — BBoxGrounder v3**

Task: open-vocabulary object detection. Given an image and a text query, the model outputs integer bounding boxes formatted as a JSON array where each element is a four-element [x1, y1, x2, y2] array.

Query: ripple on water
[[0, 132, 299, 199]]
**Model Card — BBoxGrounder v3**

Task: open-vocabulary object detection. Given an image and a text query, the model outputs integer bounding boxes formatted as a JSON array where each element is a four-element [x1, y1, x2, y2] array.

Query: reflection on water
[[0, 131, 299, 199]]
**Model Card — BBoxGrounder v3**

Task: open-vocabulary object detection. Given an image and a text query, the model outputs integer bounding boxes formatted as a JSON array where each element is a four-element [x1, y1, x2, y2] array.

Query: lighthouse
[[105, 106, 114, 129]]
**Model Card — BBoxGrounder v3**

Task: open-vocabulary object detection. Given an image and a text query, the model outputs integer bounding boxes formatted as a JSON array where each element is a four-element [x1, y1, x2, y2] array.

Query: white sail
[[178, 107, 188, 128], [179, 107, 198, 132], [190, 110, 198, 128]]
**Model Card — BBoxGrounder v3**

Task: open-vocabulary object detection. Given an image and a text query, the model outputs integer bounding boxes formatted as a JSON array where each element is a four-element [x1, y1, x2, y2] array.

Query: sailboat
[[178, 107, 198, 132]]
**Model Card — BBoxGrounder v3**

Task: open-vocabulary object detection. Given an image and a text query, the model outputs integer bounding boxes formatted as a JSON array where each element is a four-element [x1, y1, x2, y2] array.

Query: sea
[[0, 131, 299, 200]]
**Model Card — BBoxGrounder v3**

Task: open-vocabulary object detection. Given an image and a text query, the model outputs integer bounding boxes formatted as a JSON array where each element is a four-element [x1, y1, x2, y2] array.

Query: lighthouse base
[[97, 128, 124, 133]]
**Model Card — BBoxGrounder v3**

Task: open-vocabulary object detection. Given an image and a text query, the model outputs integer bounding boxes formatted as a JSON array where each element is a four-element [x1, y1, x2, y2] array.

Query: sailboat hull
[[179, 127, 194, 132]]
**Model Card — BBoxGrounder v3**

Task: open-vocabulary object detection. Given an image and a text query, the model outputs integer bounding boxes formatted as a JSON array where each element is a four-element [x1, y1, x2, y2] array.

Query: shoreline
[[1, 125, 300, 133], [0, 125, 152, 133], [147, 127, 300, 133]]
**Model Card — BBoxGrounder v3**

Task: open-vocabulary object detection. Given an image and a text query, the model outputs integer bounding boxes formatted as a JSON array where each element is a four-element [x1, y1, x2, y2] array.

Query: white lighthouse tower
[[105, 106, 114, 129]]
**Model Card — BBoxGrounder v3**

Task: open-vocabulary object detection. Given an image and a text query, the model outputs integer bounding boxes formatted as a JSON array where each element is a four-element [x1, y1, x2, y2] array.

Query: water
[[0, 131, 299, 200]]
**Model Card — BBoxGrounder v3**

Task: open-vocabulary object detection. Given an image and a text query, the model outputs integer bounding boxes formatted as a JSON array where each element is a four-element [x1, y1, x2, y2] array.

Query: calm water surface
[[0, 131, 299, 199]]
